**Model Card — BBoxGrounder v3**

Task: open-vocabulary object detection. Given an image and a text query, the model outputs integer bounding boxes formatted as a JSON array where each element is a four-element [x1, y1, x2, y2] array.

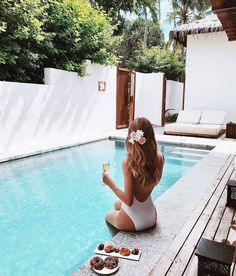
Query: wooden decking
[[150, 154, 236, 276]]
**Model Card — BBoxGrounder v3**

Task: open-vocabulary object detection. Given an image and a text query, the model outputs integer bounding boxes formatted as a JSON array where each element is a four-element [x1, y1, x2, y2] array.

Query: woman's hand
[[102, 172, 114, 188]]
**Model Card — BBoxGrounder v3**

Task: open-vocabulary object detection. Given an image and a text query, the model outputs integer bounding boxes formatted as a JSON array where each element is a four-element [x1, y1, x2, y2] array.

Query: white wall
[[135, 72, 164, 126], [185, 31, 236, 124], [166, 80, 184, 113], [0, 62, 117, 156]]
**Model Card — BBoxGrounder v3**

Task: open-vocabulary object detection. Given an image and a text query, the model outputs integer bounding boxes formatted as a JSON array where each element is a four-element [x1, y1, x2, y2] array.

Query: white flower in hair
[[135, 130, 144, 140], [128, 131, 136, 144], [128, 130, 146, 145]]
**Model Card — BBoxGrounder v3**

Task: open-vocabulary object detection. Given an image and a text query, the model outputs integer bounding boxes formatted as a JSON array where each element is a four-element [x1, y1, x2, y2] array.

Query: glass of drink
[[103, 163, 110, 174]]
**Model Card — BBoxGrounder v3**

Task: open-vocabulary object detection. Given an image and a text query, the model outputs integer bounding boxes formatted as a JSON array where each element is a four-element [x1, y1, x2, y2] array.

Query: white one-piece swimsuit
[[122, 196, 157, 231]]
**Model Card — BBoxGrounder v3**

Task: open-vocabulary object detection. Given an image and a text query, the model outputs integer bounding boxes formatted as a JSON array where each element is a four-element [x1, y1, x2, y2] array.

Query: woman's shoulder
[[122, 159, 133, 177], [157, 152, 164, 162], [122, 158, 129, 170], [157, 152, 164, 171]]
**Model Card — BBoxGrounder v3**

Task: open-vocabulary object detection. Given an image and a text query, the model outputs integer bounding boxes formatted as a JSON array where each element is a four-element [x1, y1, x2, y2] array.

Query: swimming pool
[[0, 139, 212, 275]]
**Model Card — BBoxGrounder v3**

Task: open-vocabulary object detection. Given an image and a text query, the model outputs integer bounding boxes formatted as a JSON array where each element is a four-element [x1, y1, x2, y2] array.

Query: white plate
[[91, 256, 119, 275], [92, 265, 119, 275], [94, 245, 141, 261]]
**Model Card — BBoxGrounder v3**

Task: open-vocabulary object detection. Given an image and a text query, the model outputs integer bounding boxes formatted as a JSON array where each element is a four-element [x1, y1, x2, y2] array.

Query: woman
[[102, 117, 164, 231]]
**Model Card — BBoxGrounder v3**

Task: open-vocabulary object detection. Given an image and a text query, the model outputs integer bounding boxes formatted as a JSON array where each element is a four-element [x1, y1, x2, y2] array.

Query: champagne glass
[[103, 163, 110, 174]]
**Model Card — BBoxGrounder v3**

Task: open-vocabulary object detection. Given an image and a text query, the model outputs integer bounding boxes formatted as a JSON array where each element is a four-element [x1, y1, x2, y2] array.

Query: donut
[[90, 256, 104, 270], [131, 248, 139, 255], [104, 244, 114, 253], [104, 256, 119, 269], [97, 243, 104, 250], [114, 247, 119, 253], [119, 247, 130, 256]]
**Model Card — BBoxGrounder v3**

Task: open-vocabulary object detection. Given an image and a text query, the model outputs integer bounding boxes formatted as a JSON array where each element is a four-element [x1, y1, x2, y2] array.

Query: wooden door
[[129, 71, 136, 123], [116, 69, 129, 129]]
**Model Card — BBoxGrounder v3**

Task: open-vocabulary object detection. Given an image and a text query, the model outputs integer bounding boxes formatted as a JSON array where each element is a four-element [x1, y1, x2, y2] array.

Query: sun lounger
[[164, 110, 225, 138]]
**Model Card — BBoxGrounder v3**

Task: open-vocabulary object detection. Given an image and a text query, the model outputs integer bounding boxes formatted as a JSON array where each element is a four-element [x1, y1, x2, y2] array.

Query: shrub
[[0, 0, 120, 83], [128, 44, 185, 81]]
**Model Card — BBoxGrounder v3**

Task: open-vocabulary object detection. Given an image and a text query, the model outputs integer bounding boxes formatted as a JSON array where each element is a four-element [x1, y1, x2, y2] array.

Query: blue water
[[0, 140, 211, 275]]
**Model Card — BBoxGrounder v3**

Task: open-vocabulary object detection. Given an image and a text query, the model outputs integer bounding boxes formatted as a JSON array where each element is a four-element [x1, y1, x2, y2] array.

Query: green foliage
[[118, 18, 165, 66], [128, 45, 185, 80], [0, 0, 119, 83], [90, 0, 135, 34], [168, 0, 211, 26], [135, 0, 159, 21], [0, 0, 47, 82], [165, 109, 178, 123], [43, 0, 120, 74]]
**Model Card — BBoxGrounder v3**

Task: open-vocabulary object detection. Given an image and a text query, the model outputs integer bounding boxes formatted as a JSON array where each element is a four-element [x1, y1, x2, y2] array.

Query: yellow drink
[[103, 163, 110, 173]]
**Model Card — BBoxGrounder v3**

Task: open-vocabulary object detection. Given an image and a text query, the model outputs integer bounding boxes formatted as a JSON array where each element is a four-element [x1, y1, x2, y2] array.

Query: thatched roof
[[169, 15, 224, 46]]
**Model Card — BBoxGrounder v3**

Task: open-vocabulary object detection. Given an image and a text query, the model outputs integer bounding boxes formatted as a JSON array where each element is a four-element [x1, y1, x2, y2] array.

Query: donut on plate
[[114, 247, 119, 253], [119, 247, 130, 256], [131, 248, 139, 255], [90, 256, 104, 270], [104, 256, 119, 269], [104, 244, 114, 253], [97, 243, 104, 250]]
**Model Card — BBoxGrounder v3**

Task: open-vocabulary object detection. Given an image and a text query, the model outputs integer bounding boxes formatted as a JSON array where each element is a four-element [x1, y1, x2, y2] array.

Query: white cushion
[[176, 110, 202, 124], [164, 123, 196, 133], [197, 124, 223, 135], [200, 110, 225, 125], [164, 123, 222, 136]]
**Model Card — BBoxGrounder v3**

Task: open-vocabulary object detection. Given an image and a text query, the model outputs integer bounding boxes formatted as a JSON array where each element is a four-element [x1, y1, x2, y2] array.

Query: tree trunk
[[158, 0, 161, 21], [143, 4, 148, 47]]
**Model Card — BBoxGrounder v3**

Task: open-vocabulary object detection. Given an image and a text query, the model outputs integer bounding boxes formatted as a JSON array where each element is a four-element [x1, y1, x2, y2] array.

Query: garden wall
[[135, 72, 164, 126], [0, 62, 116, 157], [185, 31, 236, 124], [165, 80, 184, 113]]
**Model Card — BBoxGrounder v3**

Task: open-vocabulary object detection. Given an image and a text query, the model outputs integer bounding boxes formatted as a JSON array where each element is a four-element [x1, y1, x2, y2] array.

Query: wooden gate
[[116, 69, 135, 129]]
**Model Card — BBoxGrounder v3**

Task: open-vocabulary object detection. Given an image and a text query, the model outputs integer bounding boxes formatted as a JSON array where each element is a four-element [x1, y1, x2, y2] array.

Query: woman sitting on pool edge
[[102, 117, 164, 232]]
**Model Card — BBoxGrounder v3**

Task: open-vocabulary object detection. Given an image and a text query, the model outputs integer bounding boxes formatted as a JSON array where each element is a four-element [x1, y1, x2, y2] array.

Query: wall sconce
[[98, 81, 106, 92]]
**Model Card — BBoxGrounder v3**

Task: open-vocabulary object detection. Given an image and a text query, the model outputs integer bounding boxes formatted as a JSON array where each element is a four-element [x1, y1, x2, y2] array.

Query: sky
[[160, 0, 173, 40]]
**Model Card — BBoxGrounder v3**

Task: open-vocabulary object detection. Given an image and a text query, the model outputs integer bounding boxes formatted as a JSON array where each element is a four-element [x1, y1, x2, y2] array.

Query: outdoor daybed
[[164, 110, 226, 138]]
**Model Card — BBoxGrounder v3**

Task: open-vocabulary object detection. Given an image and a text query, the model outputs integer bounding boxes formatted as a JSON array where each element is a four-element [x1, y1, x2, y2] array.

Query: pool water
[[0, 140, 211, 275]]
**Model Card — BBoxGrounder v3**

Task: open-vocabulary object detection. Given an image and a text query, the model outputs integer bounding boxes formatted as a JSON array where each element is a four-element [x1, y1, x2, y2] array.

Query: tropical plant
[[90, 0, 136, 34], [165, 109, 178, 122], [128, 44, 185, 80], [135, 0, 161, 47], [118, 18, 165, 67], [0, 0, 119, 83], [43, 0, 120, 73], [167, 0, 211, 26], [0, 0, 47, 82]]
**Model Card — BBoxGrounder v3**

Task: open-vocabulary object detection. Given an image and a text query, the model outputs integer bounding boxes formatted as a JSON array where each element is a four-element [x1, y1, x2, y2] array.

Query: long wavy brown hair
[[125, 117, 161, 188]]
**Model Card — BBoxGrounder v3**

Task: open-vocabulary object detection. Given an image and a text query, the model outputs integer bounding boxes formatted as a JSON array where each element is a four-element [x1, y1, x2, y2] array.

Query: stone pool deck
[[72, 130, 236, 276]]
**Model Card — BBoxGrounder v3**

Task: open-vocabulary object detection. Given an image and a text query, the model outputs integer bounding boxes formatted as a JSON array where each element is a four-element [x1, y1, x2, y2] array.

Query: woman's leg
[[114, 199, 122, 210], [105, 209, 136, 232]]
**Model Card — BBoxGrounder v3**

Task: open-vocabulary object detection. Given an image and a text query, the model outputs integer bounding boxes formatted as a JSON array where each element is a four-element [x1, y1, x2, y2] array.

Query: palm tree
[[136, 0, 161, 47], [194, 0, 212, 20], [167, 0, 211, 26]]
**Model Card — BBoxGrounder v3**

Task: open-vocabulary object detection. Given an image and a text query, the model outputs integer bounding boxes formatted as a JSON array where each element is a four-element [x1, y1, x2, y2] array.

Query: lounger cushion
[[164, 123, 222, 136], [200, 110, 225, 125], [177, 110, 201, 124]]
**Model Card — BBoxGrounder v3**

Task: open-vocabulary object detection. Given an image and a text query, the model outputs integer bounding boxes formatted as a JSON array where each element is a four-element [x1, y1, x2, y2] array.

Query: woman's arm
[[102, 160, 134, 206]]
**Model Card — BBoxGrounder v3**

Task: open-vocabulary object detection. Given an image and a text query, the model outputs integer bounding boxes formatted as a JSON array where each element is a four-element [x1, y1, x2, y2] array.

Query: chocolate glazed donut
[[90, 256, 104, 270], [104, 256, 119, 269]]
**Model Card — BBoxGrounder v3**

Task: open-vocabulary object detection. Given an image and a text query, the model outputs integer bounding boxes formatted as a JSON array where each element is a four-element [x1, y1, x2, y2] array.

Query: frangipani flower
[[128, 130, 146, 145]]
